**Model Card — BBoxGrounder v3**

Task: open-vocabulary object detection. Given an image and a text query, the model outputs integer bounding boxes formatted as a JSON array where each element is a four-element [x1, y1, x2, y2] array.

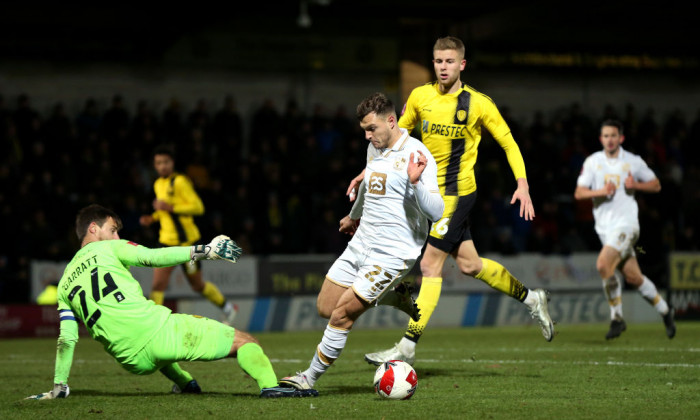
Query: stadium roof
[[1, 1, 697, 63]]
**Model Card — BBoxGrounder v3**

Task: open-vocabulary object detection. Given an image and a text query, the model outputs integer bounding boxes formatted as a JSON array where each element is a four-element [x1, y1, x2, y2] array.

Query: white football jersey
[[576, 146, 657, 235], [349, 129, 443, 260]]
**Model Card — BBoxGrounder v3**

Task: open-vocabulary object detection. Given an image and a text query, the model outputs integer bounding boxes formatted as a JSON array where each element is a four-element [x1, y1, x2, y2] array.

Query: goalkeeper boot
[[379, 282, 421, 322], [528, 289, 554, 342], [260, 386, 318, 398], [222, 301, 238, 326], [279, 372, 315, 390], [172, 379, 202, 394], [364, 343, 415, 366], [605, 318, 627, 340], [662, 307, 676, 339]]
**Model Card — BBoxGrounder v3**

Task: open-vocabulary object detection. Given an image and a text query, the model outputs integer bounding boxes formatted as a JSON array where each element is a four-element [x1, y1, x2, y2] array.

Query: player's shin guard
[[237, 343, 278, 390], [160, 363, 193, 390], [476, 259, 528, 301], [637, 276, 669, 314], [404, 277, 442, 343], [202, 281, 226, 307], [307, 323, 349, 382], [603, 273, 623, 320], [150, 290, 165, 305]]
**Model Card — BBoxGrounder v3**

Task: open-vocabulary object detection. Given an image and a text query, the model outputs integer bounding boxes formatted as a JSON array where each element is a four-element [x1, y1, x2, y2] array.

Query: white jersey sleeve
[[576, 156, 595, 187], [411, 146, 443, 222], [632, 155, 657, 182]]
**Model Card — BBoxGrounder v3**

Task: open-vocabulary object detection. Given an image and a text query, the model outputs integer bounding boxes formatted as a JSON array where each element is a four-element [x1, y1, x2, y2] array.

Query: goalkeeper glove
[[191, 235, 242, 264], [26, 383, 70, 400]]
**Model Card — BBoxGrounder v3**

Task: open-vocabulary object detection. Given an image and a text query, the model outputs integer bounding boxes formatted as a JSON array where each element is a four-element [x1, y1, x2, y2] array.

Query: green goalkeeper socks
[[237, 343, 279, 390], [159, 363, 193, 390]]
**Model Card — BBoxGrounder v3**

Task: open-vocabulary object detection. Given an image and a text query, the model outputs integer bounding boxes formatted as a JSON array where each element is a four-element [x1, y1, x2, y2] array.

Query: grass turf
[[3, 322, 698, 419]]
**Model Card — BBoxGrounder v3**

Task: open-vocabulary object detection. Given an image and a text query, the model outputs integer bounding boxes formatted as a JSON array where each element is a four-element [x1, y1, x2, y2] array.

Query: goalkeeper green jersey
[[57, 239, 190, 360]]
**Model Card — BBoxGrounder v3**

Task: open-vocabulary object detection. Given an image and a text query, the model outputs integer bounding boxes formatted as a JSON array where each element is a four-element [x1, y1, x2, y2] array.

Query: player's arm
[[346, 169, 365, 202], [574, 184, 616, 200], [173, 176, 205, 216], [625, 158, 661, 193], [398, 90, 420, 133], [625, 175, 660, 193], [112, 238, 242, 268], [574, 157, 616, 200], [483, 108, 534, 220], [409, 150, 444, 222], [344, 179, 366, 234], [26, 307, 77, 400]]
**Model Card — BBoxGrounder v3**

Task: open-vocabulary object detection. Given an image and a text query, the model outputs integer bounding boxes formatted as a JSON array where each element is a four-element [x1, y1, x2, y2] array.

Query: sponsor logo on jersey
[[369, 172, 387, 195], [421, 120, 467, 138]]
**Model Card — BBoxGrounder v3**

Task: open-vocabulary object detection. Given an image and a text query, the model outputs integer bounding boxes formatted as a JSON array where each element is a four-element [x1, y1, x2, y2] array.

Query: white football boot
[[222, 301, 238, 326], [364, 343, 415, 366], [528, 289, 554, 342], [279, 372, 315, 390]]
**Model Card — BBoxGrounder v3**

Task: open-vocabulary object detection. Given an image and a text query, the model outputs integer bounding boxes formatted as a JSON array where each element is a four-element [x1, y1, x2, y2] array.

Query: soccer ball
[[373, 360, 417, 400]]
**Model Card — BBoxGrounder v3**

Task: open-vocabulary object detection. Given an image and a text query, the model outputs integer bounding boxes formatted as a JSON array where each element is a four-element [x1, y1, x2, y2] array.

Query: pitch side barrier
[[16, 252, 695, 337]]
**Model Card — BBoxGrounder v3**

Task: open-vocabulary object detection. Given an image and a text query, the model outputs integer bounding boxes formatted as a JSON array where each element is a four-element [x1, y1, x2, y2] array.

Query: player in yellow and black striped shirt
[[353, 37, 555, 366], [140, 146, 238, 325]]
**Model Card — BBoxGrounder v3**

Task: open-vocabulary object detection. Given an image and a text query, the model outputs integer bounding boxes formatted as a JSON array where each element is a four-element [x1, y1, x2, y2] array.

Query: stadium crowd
[[1, 93, 698, 302]]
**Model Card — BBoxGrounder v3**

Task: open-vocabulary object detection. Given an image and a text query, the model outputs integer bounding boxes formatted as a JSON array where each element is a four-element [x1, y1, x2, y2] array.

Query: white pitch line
[[267, 358, 700, 368]]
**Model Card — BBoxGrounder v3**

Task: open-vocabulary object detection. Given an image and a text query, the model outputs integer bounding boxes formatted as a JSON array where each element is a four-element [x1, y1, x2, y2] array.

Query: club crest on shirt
[[456, 110, 467, 122], [622, 163, 630, 172], [617, 233, 626, 245], [369, 172, 387, 195], [394, 156, 407, 171]]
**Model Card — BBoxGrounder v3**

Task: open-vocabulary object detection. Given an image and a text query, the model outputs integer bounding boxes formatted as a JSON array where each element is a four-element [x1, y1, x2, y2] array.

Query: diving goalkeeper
[[27, 204, 317, 400]]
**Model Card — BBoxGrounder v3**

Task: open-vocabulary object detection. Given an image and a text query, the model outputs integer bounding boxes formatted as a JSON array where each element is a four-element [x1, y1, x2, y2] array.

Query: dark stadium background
[[1, 1, 698, 303]]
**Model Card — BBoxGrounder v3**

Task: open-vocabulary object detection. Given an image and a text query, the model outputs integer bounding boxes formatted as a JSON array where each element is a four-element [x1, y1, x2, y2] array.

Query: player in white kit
[[279, 93, 444, 392], [575, 119, 675, 340]]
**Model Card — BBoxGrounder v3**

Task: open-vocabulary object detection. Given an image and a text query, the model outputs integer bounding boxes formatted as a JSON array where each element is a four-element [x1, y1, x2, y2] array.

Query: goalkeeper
[[27, 204, 317, 400]]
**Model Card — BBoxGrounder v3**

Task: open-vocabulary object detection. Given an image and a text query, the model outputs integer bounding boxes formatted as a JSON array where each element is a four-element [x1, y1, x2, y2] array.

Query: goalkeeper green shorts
[[121, 313, 236, 375]]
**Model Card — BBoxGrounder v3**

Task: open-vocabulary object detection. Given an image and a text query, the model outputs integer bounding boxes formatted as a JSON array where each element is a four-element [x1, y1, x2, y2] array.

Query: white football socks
[[398, 337, 416, 356], [637, 276, 669, 314], [603, 274, 624, 320], [305, 323, 349, 384]]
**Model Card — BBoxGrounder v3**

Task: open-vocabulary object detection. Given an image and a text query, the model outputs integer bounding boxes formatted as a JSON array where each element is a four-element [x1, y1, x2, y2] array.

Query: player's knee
[[596, 259, 614, 279], [420, 256, 444, 277], [316, 302, 332, 319], [329, 307, 355, 330], [457, 258, 481, 277], [624, 272, 643, 286], [234, 330, 259, 346]]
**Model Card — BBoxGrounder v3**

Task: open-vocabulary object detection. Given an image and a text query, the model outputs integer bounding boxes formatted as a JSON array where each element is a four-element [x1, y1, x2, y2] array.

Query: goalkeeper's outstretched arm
[[26, 310, 77, 400], [110, 236, 243, 269]]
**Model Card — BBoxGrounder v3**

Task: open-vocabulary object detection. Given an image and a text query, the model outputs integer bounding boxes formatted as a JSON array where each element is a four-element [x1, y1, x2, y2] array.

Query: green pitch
[[3, 322, 698, 419]]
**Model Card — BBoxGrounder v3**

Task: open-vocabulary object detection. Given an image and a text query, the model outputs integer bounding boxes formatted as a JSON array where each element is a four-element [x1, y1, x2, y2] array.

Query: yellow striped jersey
[[399, 82, 527, 196], [152, 173, 204, 246]]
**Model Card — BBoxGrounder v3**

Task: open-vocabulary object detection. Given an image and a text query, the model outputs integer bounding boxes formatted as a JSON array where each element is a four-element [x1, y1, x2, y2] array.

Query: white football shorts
[[325, 241, 415, 304], [598, 226, 639, 260]]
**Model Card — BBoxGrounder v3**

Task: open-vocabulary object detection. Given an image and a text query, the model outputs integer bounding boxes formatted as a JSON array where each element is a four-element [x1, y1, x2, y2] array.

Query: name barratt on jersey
[[422, 120, 467, 138], [62, 254, 98, 290]]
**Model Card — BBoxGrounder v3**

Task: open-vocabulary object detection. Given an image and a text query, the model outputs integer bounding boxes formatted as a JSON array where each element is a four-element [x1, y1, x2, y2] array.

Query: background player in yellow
[[348, 36, 554, 366], [140, 146, 237, 324]]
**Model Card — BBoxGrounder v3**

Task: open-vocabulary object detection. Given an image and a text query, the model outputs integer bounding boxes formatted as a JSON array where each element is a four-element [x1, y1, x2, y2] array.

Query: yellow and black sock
[[404, 277, 442, 343], [475, 258, 528, 302], [202, 281, 226, 307]]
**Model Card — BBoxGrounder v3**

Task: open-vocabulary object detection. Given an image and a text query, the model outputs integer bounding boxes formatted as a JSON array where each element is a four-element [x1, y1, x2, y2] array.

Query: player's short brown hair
[[601, 119, 624, 135], [75, 204, 122, 242], [356, 92, 396, 121], [433, 36, 465, 59]]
